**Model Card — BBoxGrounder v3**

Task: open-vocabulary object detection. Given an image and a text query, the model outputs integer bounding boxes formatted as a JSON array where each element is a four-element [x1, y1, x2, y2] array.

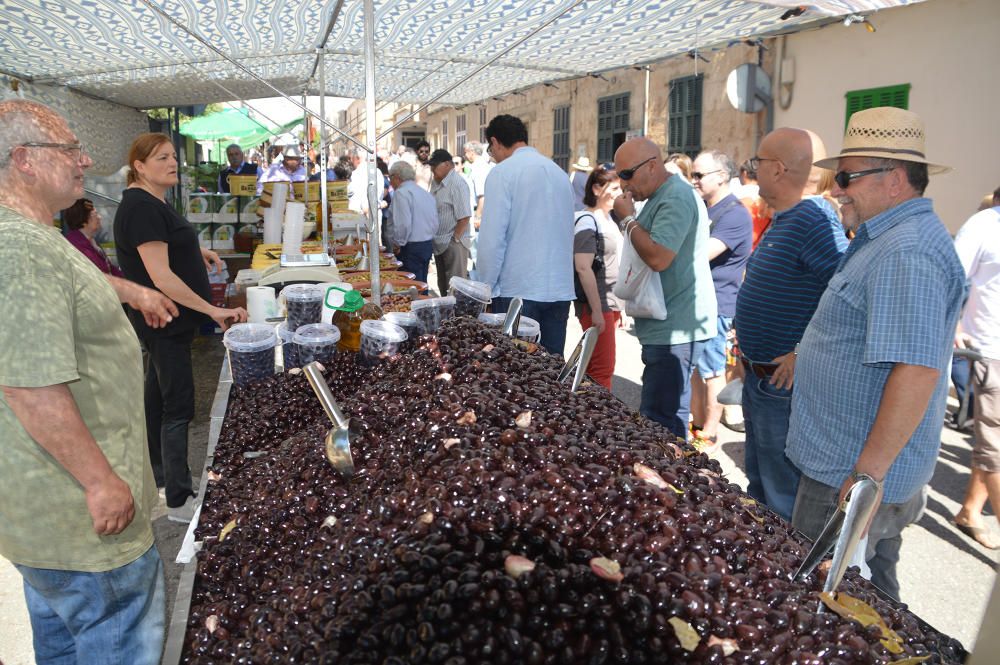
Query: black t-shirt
[[114, 188, 211, 337]]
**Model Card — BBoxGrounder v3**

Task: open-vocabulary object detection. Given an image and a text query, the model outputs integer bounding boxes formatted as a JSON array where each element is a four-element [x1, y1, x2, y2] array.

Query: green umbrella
[[179, 107, 273, 141]]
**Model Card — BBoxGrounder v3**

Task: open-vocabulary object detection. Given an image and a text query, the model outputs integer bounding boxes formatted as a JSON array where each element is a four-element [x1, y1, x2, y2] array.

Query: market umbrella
[[179, 107, 273, 142]]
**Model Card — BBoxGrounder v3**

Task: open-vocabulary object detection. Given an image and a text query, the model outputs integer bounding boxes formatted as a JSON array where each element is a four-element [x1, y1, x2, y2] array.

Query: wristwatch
[[850, 470, 883, 491]]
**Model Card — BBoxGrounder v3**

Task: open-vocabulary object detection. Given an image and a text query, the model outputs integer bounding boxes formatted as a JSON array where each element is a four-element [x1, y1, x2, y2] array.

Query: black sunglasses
[[834, 167, 894, 189], [618, 156, 654, 181], [691, 169, 722, 181]]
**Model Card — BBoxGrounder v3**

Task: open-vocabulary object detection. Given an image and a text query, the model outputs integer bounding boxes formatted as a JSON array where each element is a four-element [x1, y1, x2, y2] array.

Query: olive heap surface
[[183, 318, 965, 664]]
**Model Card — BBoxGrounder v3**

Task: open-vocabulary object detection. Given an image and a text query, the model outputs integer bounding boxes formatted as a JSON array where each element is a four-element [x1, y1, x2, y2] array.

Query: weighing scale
[[257, 253, 343, 290]]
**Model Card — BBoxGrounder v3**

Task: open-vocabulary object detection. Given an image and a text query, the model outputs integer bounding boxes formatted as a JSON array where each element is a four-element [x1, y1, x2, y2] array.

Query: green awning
[[179, 107, 271, 141], [235, 116, 304, 151]]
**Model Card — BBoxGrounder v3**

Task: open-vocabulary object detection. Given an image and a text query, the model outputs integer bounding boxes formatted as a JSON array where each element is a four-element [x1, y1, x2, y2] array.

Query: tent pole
[[318, 49, 330, 256], [364, 0, 381, 306]]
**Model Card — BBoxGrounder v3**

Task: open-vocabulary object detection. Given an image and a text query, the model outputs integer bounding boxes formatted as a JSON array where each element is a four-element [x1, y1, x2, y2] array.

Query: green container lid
[[325, 286, 364, 312]]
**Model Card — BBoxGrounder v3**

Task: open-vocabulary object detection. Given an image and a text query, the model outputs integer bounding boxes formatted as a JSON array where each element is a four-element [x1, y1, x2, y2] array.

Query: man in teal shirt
[[613, 138, 717, 438]]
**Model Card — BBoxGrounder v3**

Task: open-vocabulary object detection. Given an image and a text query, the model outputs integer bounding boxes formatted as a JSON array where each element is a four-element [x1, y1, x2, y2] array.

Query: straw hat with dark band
[[814, 107, 950, 174]]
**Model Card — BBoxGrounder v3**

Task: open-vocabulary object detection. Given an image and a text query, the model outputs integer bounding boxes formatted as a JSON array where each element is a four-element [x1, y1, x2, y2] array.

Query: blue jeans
[[951, 354, 974, 423], [742, 375, 800, 521], [15, 545, 166, 665], [639, 341, 707, 439], [397, 239, 433, 285], [492, 297, 570, 356]]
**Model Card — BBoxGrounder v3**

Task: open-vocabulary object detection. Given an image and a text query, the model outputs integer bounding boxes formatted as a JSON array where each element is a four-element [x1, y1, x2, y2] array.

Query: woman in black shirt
[[114, 132, 247, 523]]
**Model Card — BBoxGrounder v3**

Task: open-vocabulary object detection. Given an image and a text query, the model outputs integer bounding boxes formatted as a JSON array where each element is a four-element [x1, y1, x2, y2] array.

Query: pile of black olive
[[182, 318, 965, 664]]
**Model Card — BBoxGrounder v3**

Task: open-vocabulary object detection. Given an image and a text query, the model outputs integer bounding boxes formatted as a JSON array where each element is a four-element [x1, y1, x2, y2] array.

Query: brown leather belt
[[741, 357, 778, 379]]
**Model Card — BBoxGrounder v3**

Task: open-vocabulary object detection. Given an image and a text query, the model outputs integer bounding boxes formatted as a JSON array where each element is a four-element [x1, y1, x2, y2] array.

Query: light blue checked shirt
[[786, 198, 967, 504]]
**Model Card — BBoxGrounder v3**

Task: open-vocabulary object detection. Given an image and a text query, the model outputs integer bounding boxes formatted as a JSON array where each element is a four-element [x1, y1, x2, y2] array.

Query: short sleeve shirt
[[706, 194, 752, 317], [0, 207, 155, 571], [954, 207, 1000, 359], [633, 175, 717, 346], [573, 210, 624, 313], [430, 169, 473, 254], [114, 188, 211, 337], [787, 198, 967, 504]]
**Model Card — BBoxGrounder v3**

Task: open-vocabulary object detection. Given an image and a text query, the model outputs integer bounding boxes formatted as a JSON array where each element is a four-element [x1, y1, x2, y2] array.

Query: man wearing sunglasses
[[732, 128, 848, 522], [785, 108, 966, 601], [478, 114, 575, 355], [612, 137, 717, 439]]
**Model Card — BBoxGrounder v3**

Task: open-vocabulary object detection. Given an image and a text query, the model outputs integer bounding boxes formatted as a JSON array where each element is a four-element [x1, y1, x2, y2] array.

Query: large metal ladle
[[793, 475, 881, 605], [501, 297, 523, 337], [558, 326, 599, 392], [303, 361, 357, 477]]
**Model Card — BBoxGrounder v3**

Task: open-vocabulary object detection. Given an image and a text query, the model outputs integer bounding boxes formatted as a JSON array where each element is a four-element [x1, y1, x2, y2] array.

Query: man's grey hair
[[226, 143, 242, 152], [389, 160, 415, 182], [464, 141, 484, 156], [864, 156, 929, 195], [0, 99, 57, 172], [699, 149, 736, 181], [351, 147, 366, 159]]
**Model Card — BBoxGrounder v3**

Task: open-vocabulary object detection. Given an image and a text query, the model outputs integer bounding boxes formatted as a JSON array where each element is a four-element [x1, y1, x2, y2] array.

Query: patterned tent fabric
[[0, 0, 922, 109]]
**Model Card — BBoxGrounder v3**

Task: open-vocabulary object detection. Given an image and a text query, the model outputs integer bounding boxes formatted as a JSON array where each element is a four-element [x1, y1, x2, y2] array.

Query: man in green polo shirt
[[0, 99, 177, 664], [613, 137, 717, 439]]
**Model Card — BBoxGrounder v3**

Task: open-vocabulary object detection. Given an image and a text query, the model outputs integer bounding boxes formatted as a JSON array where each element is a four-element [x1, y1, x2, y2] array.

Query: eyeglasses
[[748, 156, 781, 171], [16, 141, 86, 162], [617, 156, 655, 181], [834, 167, 894, 189], [691, 169, 722, 181]]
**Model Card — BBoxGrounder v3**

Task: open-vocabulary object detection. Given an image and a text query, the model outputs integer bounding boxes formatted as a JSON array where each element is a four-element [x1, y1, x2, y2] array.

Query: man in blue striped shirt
[[733, 128, 848, 521], [786, 108, 966, 600]]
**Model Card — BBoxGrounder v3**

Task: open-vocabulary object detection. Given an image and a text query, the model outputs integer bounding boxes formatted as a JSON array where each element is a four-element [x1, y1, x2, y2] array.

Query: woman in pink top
[[63, 198, 123, 277]]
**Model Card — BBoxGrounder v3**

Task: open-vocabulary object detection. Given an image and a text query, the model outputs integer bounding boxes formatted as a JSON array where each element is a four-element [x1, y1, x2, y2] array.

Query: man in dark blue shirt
[[690, 150, 752, 450], [733, 128, 848, 521], [218, 144, 261, 193]]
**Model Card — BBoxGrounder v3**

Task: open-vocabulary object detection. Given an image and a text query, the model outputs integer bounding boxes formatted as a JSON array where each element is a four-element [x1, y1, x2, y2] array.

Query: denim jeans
[[397, 239, 433, 286], [142, 330, 195, 508], [742, 374, 800, 521], [791, 474, 926, 601], [15, 545, 166, 665], [951, 354, 974, 423], [639, 340, 707, 439], [492, 297, 571, 356]]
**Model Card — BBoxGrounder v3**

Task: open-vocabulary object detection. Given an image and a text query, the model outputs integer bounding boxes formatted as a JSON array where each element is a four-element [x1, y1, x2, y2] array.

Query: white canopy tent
[[0, 0, 920, 299]]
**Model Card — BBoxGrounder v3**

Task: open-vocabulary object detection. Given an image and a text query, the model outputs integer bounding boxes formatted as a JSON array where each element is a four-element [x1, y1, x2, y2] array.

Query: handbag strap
[[575, 212, 603, 257]]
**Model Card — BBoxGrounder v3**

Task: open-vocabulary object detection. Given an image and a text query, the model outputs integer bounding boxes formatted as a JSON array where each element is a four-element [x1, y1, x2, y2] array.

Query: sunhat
[[282, 145, 303, 159], [572, 156, 593, 171], [814, 107, 949, 174]]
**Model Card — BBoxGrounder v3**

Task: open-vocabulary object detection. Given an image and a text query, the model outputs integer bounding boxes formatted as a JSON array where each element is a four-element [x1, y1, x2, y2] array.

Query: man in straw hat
[[785, 107, 966, 600], [569, 155, 593, 211]]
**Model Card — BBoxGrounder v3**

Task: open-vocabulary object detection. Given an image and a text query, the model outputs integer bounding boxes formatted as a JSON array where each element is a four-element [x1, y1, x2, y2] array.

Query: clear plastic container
[[282, 284, 324, 331], [277, 321, 299, 369], [410, 295, 456, 334], [360, 320, 408, 366], [448, 276, 491, 317], [293, 323, 342, 366], [517, 316, 542, 343], [382, 311, 421, 353], [477, 312, 505, 328], [223, 323, 278, 387]]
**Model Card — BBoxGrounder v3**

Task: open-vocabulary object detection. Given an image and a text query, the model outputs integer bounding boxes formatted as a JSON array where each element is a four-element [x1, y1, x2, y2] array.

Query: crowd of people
[[0, 94, 996, 664]]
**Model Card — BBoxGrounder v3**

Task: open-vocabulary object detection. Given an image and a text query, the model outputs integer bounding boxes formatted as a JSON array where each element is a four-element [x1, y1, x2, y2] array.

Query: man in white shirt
[[348, 147, 370, 214], [257, 145, 306, 195], [953, 186, 1000, 550], [478, 114, 575, 355]]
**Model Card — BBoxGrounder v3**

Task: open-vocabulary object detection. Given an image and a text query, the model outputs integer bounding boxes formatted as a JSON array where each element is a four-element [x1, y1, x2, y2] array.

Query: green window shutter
[[667, 74, 703, 157], [845, 84, 910, 127]]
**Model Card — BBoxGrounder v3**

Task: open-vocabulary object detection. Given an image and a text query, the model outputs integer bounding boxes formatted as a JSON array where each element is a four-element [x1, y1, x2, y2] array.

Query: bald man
[[732, 128, 848, 521], [612, 138, 717, 438]]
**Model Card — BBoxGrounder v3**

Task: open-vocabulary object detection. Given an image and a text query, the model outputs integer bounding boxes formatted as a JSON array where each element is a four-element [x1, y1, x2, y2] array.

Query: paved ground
[[1, 318, 996, 663]]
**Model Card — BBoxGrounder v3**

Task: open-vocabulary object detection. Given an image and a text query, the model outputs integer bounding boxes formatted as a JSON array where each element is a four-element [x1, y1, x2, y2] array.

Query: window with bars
[[441, 119, 449, 151], [455, 114, 467, 155], [597, 93, 630, 163], [552, 106, 570, 171], [480, 107, 487, 142], [667, 75, 702, 158], [844, 84, 910, 128]]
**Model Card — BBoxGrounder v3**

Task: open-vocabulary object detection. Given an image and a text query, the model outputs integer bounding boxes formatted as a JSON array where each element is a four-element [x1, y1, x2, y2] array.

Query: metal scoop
[[558, 326, 599, 392], [303, 361, 357, 477], [501, 297, 523, 337], [793, 475, 881, 601]]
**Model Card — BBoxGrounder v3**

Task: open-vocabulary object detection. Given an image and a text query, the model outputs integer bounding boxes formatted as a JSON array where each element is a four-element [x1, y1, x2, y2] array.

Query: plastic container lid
[[449, 276, 491, 303], [383, 311, 420, 328], [477, 312, 505, 327], [325, 287, 365, 312], [224, 323, 278, 352], [361, 319, 408, 343], [293, 322, 342, 346], [283, 284, 323, 302], [410, 295, 456, 311], [517, 316, 541, 339]]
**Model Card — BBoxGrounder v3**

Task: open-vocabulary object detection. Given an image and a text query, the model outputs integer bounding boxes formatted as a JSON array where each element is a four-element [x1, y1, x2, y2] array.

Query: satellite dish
[[726, 63, 772, 113]]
